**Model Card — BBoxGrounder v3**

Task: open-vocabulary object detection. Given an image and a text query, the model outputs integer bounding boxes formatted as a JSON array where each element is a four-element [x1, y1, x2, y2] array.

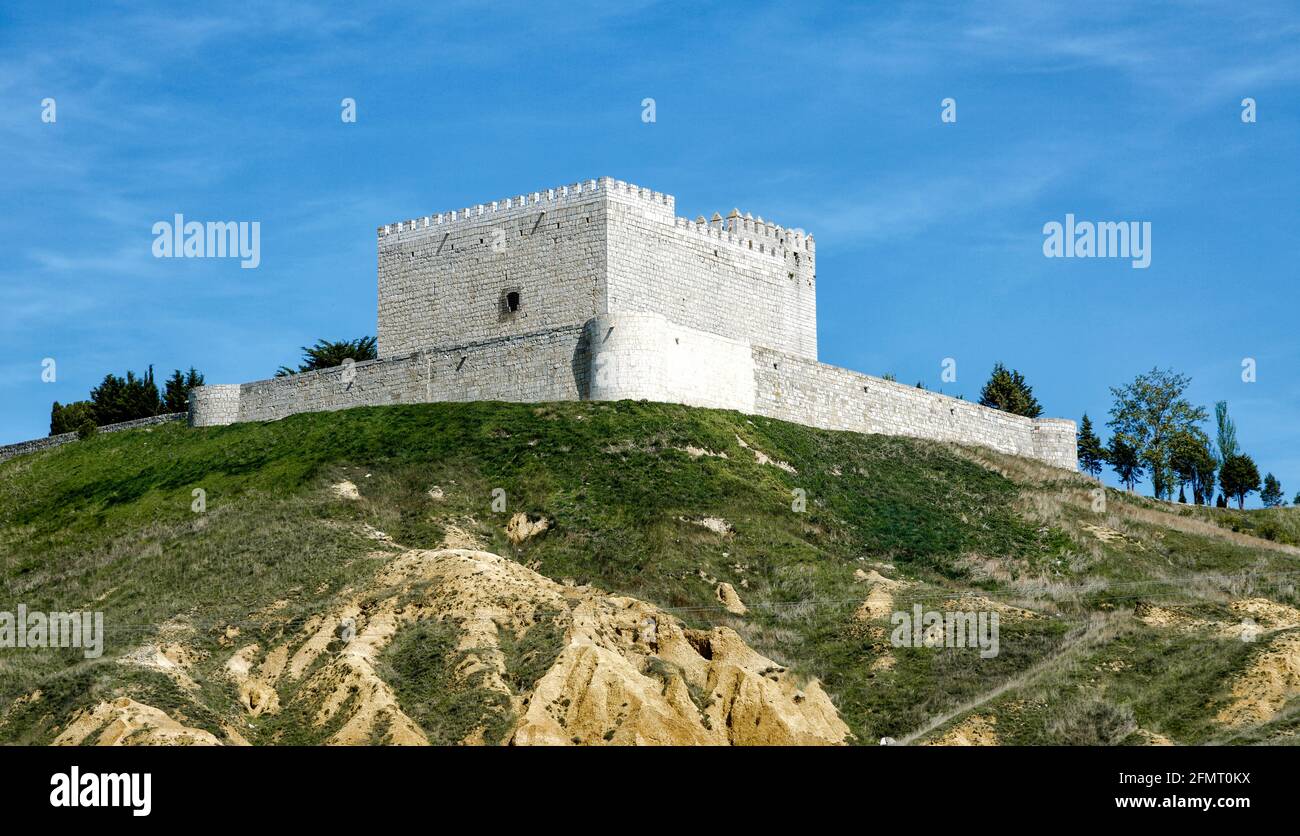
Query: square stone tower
[[376, 177, 817, 361]]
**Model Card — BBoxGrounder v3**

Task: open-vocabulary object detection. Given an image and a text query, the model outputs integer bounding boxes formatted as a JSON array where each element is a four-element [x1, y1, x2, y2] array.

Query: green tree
[[1107, 435, 1144, 493], [162, 367, 205, 413], [1107, 367, 1207, 500], [1170, 429, 1216, 505], [1076, 414, 1106, 477], [978, 362, 1043, 418], [1219, 454, 1261, 509], [1213, 400, 1239, 465], [276, 337, 378, 377], [49, 400, 96, 435], [89, 366, 162, 425], [1261, 473, 1284, 508], [1193, 446, 1218, 506]]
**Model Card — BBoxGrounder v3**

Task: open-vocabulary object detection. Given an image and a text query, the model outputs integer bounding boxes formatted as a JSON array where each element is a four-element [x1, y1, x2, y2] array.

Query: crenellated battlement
[[671, 209, 814, 263], [377, 177, 675, 239], [376, 177, 815, 265]]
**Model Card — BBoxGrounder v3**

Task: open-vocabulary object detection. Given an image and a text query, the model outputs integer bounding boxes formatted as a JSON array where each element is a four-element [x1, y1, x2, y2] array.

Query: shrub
[[1047, 698, 1136, 745], [50, 400, 95, 436], [276, 337, 377, 377], [162, 368, 205, 414], [90, 366, 162, 425]]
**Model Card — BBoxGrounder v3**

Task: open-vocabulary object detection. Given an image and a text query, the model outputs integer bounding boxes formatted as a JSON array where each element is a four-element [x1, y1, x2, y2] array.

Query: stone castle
[[187, 177, 1077, 470]]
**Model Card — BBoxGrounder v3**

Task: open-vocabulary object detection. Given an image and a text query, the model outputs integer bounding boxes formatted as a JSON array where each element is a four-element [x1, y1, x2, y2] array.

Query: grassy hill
[[1, 401, 1298, 745]]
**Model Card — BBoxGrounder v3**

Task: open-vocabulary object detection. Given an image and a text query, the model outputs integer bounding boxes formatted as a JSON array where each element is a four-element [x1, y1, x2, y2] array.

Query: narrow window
[[499, 287, 522, 320]]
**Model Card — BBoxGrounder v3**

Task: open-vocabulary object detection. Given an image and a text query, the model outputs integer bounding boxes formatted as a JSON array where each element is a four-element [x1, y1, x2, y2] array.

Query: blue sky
[[1, 1, 1297, 504]]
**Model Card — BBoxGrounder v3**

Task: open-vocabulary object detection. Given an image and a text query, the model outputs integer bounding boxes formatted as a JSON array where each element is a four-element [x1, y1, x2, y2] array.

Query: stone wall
[[193, 326, 589, 424], [376, 180, 618, 357], [1029, 419, 1079, 470], [187, 312, 1076, 470], [585, 311, 756, 412], [189, 384, 240, 427], [750, 347, 1078, 470], [604, 188, 817, 361], [0, 414, 187, 464]]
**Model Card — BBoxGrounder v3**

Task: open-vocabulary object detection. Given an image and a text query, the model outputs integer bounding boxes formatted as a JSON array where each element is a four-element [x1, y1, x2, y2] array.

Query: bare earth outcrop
[[413, 549, 847, 745], [924, 714, 998, 746], [54, 698, 222, 746], [715, 582, 748, 615], [853, 570, 905, 622], [76, 548, 848, 746], [505, 513, 550, 545], [1215, 631, 1300, 727]]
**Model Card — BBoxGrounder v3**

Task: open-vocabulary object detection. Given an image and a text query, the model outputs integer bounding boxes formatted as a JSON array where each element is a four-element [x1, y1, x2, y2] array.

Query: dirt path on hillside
[[898, 613, 1118, 745]]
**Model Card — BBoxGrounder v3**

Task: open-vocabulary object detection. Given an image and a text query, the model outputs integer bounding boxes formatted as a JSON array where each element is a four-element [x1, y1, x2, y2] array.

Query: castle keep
[[188, 177, 1077, 470]]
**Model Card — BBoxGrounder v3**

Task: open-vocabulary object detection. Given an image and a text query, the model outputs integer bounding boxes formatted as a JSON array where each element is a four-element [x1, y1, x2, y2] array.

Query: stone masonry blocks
[[180, 177, 1077, 472]]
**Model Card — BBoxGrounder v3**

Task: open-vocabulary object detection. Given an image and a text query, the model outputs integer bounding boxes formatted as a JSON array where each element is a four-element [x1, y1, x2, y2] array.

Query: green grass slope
[[1, 400, 1297, 745]]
